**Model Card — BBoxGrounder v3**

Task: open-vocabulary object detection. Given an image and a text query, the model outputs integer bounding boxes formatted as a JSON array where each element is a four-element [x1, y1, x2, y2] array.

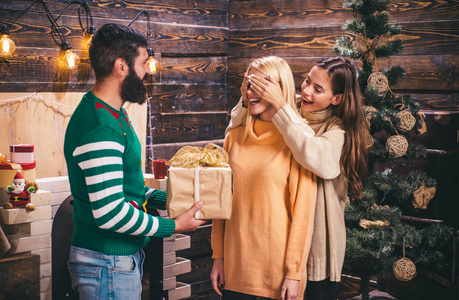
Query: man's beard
[[120, 68, 147, 104]]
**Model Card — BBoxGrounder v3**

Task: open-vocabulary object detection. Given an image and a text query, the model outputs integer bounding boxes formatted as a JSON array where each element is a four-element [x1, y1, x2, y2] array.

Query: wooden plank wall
[[227, 0, 458, 111], [0, 0, 229, 176], [1, 1, 458, 299]]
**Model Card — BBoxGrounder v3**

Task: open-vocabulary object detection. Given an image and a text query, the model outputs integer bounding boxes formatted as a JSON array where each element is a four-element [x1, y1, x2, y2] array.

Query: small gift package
[[10, 144, 34, 163], [166, 144, 233, 220]]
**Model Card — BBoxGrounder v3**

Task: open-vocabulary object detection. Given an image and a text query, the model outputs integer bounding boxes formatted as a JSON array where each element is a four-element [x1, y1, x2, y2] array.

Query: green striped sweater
[[64, 91, 175, 255]]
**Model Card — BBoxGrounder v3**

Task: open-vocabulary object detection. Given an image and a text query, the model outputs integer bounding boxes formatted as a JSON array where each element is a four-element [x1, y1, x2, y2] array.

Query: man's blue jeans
[[68, 246, 145, 300]]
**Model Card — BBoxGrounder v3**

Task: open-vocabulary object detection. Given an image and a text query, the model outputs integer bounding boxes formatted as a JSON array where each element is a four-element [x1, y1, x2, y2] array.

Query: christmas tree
[[334, 0, 454, 299]]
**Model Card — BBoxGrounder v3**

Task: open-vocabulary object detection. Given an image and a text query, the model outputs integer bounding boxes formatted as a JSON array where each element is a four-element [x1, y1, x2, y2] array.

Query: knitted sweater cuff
[[149, 190, 167, 209], [154, 217, 176, 238]]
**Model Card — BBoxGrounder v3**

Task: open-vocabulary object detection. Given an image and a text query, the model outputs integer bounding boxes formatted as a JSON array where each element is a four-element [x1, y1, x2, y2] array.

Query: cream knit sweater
[[227, 100, 348, 282], [211, 117, 317, 299]]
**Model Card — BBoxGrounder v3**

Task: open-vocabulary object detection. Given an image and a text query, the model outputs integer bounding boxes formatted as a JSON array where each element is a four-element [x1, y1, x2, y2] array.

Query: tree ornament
[[359, 218, 390, 229], [368, 72, 391, 95], [416, 111, 427, 135], [395, 109, 416, 132], [393, 237, 416, 281], [365, 129, 374, 148], [364, 105, 378, 121], [386, 135, 408, 157], [412, 185, 436, 209], [371, 203, 390, 210], [352, 33, 390, 65]]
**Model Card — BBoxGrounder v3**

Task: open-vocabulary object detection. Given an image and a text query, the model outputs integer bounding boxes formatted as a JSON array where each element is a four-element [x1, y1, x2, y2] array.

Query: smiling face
[[300, 65, 341, 114], [246, 67, 278, 121]]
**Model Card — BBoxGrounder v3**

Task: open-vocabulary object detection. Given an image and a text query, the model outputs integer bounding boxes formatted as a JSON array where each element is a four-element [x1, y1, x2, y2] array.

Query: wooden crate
[[0, 254, 40, 299]]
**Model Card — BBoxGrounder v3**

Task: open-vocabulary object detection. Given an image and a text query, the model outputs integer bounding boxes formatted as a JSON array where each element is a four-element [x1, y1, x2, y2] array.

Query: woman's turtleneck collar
[[248, 117, 284, 145], [302, 106, 333, 124]]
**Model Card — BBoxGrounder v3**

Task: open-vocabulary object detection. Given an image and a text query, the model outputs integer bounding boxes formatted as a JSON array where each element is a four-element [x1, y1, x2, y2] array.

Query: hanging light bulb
[[61, 41, 80, 69], [0, 25, 15, 56], [146, 48, 158, 74], [84, 25, 96, 41]]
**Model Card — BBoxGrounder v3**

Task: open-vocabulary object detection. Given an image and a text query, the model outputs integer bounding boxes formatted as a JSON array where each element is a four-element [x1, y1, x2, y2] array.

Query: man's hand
[[174, 201, 206, 233], [210, 258, 225, 296], [280, 278, 300, 300]]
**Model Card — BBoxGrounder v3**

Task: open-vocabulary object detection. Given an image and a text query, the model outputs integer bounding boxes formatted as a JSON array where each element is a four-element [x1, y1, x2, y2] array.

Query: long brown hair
[[316, 57, 368, 199]]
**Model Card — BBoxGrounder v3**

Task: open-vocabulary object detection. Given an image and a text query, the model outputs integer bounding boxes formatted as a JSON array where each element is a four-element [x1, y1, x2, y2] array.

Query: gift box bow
[[0, 153, 22, 170], [167, 143, 229, 168]]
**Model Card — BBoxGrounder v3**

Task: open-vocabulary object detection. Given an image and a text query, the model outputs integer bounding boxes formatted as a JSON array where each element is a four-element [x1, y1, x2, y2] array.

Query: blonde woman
[[226, 57, 368, 300], [210, 56, 317, 300]]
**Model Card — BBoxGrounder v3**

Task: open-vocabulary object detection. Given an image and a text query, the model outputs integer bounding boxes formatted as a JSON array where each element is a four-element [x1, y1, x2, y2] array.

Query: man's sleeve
[[73, 127, 175, 238], [144, 187, 167, 210]]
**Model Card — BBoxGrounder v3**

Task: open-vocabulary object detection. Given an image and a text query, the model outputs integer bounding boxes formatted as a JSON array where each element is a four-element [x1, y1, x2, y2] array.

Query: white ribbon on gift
[[194, 167, 201, 219]]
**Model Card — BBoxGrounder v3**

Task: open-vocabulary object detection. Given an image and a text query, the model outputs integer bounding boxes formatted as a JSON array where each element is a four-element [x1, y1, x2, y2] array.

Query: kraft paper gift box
[[166, 166, 233, 220]]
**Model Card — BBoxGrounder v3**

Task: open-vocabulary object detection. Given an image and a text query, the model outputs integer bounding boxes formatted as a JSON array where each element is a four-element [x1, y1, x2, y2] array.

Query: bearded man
[[64, 23, 204, 300]]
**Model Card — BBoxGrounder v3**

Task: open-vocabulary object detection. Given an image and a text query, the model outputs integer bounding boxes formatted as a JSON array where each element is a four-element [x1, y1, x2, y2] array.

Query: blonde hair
[[242, 56, 299, 140]]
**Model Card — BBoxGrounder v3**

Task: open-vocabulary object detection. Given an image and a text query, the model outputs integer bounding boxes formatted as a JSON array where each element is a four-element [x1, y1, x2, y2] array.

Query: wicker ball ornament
[[364, 105, 378, 121], [393, 257, 417, 281], [396, 110, 416, 132], [368, 72, 390, 95], [386, 135, 408, 157], [365, 130, 374, 148]]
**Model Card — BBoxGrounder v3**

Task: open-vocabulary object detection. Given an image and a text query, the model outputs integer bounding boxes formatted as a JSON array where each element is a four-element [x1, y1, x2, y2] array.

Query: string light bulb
[[146, 48, 158, 74], [62, 41, 80, 69], [0, 25, 15, 56]]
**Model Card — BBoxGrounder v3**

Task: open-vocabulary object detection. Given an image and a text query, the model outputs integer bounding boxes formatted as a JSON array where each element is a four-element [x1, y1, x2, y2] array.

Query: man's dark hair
[[89, 23, 148, 80]]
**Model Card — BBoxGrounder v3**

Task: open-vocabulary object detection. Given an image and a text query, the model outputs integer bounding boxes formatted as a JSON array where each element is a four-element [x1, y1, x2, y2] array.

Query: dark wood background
[[0, 0, 457, 299]]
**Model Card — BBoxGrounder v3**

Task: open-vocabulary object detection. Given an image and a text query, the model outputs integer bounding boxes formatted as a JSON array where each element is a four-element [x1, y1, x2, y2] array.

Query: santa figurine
[[3, 170, 36, 211]]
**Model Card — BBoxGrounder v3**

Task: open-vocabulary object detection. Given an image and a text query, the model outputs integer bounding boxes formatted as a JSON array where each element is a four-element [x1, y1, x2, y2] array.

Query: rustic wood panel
[[177, 224, 213, 258], [0, 54, 227, 92], [160, 57, 227, 85], [0, 0, 228, 27], [414, 94, 459, 111], [228, 55, 459, 94], [149, 139, 225, 161], [228, 0, 459, 29], [0, 13, 227, 55], [150, 84, 227, 114], [229, 21, 458, 58], [151, 113, 227, 144], [176, 256, 215, 296], [0, 48, 93, 91]]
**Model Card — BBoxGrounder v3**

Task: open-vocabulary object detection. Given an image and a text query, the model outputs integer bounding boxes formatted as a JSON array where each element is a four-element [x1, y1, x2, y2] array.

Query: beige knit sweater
[[227, 100, 347, 282], [211, 117, 317, 299]]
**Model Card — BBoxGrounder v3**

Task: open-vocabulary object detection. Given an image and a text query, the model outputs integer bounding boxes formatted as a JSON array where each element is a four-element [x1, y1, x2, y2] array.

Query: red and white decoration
[[10, 144, 34, 164]]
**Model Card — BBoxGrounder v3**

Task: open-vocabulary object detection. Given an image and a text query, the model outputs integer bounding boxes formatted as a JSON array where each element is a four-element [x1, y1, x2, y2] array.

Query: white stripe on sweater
[[99, 203, 130, 230], [73, 141, 124, 156], [78, 157, 122, 170], [92, 198, 124, 219], [145, 188, 155, 200], [85, 171, 124, 185], [88, 185, 123, 202], [116, 208, 140, 234], [130, 215, 150, 235], [146, 217, 160, 236]]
